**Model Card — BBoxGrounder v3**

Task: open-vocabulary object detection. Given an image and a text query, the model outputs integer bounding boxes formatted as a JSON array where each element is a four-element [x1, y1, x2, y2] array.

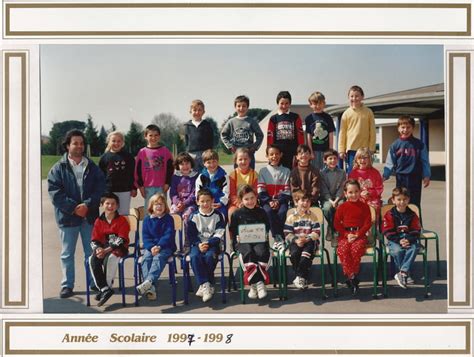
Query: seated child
[[284, 191, 321, 290], [137, 193, 176, 300], [186, 189, 226, 302], [257, 144, 291, 241], [290, 144, 320, 207], [170, 152, 198, 221], [228, 148, 259, 221], [89, 193, 130, 307], [382, 187, 421, 289], [333, 179, 372, 295], [319, 150, 346, 242], [195, 149, 229, 218], [230, 185, 271, 300]]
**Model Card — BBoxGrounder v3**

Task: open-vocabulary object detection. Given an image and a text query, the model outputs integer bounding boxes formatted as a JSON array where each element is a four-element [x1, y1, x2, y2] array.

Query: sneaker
[[59, 287, 74, 299], [94, 292, 102, 301], [300, 278, 308, 290], [97, 288, 114, 307], [195, 284, 205, 297], [248, 284, 258, 299], [351, 278, 359, 295], [136, 279, 153, 295], [406, 275, 414, 285], [256, 281, 267, 299], [293, 276, 304, 289], [146, 285, 157, 300], [202, 282, 213, 303], [394, 273, 407, 289]]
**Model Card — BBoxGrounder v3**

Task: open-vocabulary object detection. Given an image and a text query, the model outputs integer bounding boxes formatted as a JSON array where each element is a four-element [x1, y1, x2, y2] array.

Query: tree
[[84, 114, 101, 156], [98, 125, 107, 153], [125, 121, 146, 156], [109, 122, 117, 133], [152, 113, 185, 155], [43, 120, 86, 155]]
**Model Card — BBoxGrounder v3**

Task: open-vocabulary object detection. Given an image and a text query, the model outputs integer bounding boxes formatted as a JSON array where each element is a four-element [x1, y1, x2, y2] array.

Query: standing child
[[284, 191, 321, 290], [195, 149, 230, 218], [186, 189, 226, 302], [258, 144, 291, 241], [333, 179, 372, 295], [382, 187, 421, 289], [267, 91, 305, 169], [89, 193, 130, 306], [383, 115, 431, 209], [348, 147, 383, 214], [183, 99, 215, 172], [229, 185, 271, 299], [228, 148, 259, 222], [290, 144, 320, 207], [137, 193, 176, 300], [220, 95, 264, 169], [337, 85, 376, 173], [169, 152, 198, 222], [99, 131, 136, 215], [305, 91, 336, 170], [134, 124, 174, 211]]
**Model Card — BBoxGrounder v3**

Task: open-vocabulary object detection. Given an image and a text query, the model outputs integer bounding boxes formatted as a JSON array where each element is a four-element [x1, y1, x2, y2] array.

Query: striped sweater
[[257, 164, 291, 205], [284, 209, 321, 243]]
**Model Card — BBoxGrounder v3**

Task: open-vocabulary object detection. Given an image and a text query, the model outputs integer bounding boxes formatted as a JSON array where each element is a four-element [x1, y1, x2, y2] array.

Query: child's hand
[[151, 245, 161, 256], [361, 190, 370, 199], [213, 202, 222, 209], [347, 233, 358, 243], [139, 187, 145, 198], [95, 247, 104, 259], [400, 238, 410, 248], [423, 177, 430, 188], [230, 147, 237, 153], [163, 184, 169, 192], [74, 203, 88, 217], [339, 152, 346, 160], [296, 237, 306, 247], [131, 189, 137, 198], [199, 242, 209, 253]]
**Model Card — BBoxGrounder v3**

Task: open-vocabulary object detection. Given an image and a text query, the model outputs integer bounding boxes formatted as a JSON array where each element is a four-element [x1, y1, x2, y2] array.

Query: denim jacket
[[48, 153, 105, 227]]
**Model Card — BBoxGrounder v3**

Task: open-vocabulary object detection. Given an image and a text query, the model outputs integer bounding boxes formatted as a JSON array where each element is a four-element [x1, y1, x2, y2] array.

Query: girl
[[333, 179, 372, 295], [230, 185, 270, 300], [228, 148, 259, 222], [98, 131, 136, 215], [348, 147, 383, 213], [289, 144, 320, 206], [169, 152, 198, 222], [137, 193, 176, 300]]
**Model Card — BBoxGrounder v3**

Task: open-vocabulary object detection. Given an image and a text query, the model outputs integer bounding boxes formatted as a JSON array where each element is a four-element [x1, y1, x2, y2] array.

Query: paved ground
[[42, 163, 447, 314]]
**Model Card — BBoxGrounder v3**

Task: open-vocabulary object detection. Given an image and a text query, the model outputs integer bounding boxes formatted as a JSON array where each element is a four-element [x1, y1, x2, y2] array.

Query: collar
[[198, 208, 215, 217], [68, 155, 87, 167], [236, 116, 248, 120], [99, 211, 119, 222], [277, 110, 290, 115]]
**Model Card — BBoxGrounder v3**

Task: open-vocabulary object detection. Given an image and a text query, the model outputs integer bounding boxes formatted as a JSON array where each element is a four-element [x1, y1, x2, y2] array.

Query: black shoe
[[90, 284, 99, 292], [60, 287, 74, 298], [94, 292, 102, 301], [345, 279, 353, 289], [350, 279, 359, 296], [97, 288, 114, 307]]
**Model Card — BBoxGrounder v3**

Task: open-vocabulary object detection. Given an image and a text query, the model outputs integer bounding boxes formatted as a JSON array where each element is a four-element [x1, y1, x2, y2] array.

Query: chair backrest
[[408, 203, 421, 219], [125, 214, 138, 233]]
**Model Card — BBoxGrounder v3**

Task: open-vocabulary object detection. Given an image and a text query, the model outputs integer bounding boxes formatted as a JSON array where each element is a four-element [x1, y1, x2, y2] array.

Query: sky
[[40, 44, 443, 136]]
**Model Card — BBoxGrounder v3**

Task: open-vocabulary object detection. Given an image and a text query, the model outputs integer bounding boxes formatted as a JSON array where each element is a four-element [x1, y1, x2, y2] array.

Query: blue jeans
[[59, 220, 93, 289], [346, 150, 356, 174], [388, 240, 419, 273], [141, 248, 174, 283], [144, 186, 164, 213], [189, 245, 219, 285], [321, 200, 336, 234]]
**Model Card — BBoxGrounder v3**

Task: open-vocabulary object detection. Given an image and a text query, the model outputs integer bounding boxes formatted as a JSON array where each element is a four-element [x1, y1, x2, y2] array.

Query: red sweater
[[348, 167, 383, 208], [333, 200, 372, 240], [91, 213, 130, 257]]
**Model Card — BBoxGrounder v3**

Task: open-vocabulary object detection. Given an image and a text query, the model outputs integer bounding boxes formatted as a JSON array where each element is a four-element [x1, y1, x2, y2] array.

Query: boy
[[284, 191, 321, 290], [183, 99, 215, 172], [267, 91, 305, 169], [89, 193, 130, 306], [195, 149, 230, 218], [382, 187, 421, 289], [134, 124, 174, 211], [305, 92, 336, 170], [186, 189, 226, 302], [220, 95, 264, 169], [290, 144, 320, 206], [319, 150, 346, 244], [383, 115, 430, 208]]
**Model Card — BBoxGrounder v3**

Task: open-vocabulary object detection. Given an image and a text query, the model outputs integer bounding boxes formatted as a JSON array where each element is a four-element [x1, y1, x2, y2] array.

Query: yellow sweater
[[338, 105, 375, 153]]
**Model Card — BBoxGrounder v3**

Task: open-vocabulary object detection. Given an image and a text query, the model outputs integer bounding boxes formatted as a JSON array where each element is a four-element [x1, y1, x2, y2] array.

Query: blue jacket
[[142, 213, 177, 252], [48, 153, 105, 228]]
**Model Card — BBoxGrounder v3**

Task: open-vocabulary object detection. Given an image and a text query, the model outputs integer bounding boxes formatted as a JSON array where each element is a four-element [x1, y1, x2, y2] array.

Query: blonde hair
[[147, 193, 170, 215], [352, 147, 373, 169], [202, 149, 219, 163], [190, 99, 205, 111], [308, 91, 326, 104], [233, 147, 251, 164], [105, 131, 125, 152]]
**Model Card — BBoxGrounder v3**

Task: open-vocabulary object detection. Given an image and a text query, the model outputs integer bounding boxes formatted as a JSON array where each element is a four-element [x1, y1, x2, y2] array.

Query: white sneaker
[[248, 284, 258, 299], [195, 284, 205, 297], [256, 281, 267, 299], [145, 285, 157, 300], [202, 282, 213, 303], [293, 276, 304, 290], [136, 280, 152, 295], [300, 278, 308, 290]]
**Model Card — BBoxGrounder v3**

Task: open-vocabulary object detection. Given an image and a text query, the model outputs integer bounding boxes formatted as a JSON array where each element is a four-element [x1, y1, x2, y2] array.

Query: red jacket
[[91, 213, 130, 257], [334, 200, 372, 240]]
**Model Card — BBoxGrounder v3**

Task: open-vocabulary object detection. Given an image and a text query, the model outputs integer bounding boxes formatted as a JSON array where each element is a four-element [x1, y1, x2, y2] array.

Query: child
[[89, 193, 130, 306], [228, 148, 259, 221], [98, 131, 136, 215], [319, 150, 347, 243], [305, 91, 336, 170], [195, 149, 229, 218], [137, 193, 176, 300], [337, 85, 376, 173], [382, 187, 421, 289], [169, 152, 198, 221], [183, 99, 215, 172], [284, 191, 321, 290], [383, 115, 431, 208], [220, 95, 264, 169], [229, 185, 271, 299], [186, 189, 226, 302], [290, 144, 320, 207], [267, 91, 305, 169], [348, 147, 383, 213], [333, 179, 372, 295], [258, 144, 291, 241], [134, 124, 174, 211]]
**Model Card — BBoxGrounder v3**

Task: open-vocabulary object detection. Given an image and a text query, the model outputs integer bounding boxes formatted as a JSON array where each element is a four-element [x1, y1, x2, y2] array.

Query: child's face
[[398, 123, 414, 139], [204, 159, 219, 173], [309, 100, 325, 113], [267, 147, 282, 166], [356, 154, 371, 169], [145, 130, 160, 147], [102, 198, 118, 214], [345, 184, 361, 202], [296, 197, 311, 212], [236, 153, 250, 171], [235, 101, 249, 117], [324, 155, 338, 169], [296, 150, 311, 166], [348, 90, 364, 109], [179, 160, 192, 175], [191, 105, 205, 121], [197, 194, 213, 213], [393, 194, 409, 212], [109, 135, 124, 152], [241, 191, 257, 209], [277, 98, 291, 113], [152, 199, 166, 216]]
